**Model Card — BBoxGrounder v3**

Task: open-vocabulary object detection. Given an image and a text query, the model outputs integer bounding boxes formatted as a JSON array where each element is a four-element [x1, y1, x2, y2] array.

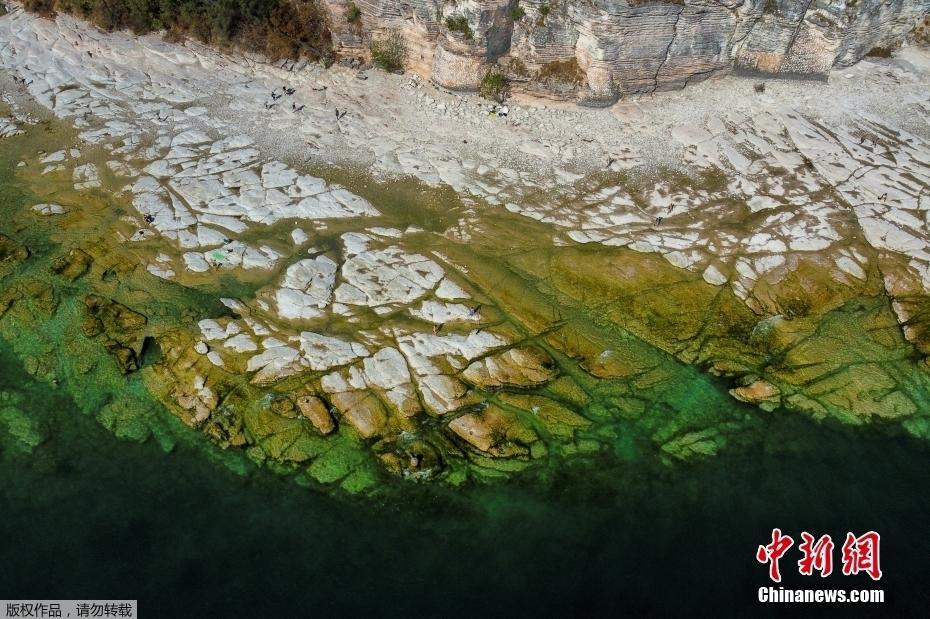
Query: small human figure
[[655, 216, 663, 226]]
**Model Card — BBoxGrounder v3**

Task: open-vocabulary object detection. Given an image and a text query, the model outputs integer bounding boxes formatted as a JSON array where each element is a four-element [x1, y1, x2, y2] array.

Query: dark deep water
[[1, 341, 928, 618]]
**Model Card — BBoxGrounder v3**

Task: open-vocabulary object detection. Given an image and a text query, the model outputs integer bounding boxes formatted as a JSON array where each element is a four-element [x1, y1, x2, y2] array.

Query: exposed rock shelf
[[1, 5, 930, 493]]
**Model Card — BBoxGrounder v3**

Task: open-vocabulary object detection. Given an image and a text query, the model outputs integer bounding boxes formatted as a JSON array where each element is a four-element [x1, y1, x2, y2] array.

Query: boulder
[[447, 404, 537, 457], [331, 391, 387, 438], [297, 395, 337, 435], [461, 346, 557, 388], [730, 379, 782, 410]]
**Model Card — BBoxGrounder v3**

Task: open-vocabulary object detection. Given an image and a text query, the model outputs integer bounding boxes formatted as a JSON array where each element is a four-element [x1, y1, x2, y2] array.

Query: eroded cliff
[[324, 0, 929, 103]]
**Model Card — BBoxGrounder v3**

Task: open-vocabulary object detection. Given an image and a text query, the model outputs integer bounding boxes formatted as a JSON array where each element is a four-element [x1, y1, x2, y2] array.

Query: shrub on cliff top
[[251, 0, 333, 61], [445, 14, 473, 41], [369, 29, 407, 72], [480, 68, 507, 102], [23, 0, 333, 62], [23, 0, 56, 17], [346, 2, 362, 25]]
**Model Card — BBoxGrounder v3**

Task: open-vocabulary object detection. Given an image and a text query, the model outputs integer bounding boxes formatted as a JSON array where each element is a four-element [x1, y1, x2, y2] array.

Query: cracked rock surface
[[1, 8, 930, 492]]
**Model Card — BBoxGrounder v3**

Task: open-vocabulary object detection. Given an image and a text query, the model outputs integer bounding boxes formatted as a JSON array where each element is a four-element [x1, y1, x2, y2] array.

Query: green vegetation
[[445, 14, 473, 41], [535, 3, 550, 26], [346, 2, 362, 25], [369, 29, 407, 72], [480, 68, 507, 102], [536, 58, 586, 87], [22, 0, 333, 62], [510, 5, 525, 21], [0, 396, 46, 455]]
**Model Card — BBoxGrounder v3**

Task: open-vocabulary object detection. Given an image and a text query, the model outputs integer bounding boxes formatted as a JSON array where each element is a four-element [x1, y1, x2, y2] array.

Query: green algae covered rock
[[81, 295, 148, 374], [0, 233, 29, 280], [497, 393, 590, 440], [96, 395, 158, 443], [0, 392, 45, 455], [660, 427, 728, 461], [51, 248, 92, 281], [307, 435, 370, 484]]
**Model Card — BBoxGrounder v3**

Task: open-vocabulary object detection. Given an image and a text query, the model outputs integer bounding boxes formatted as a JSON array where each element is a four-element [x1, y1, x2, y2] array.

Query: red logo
[[798, 532, 834, 577], [841, 531, 882, 581], [757, 530, 881, 582], [756, 528, 794, 582]]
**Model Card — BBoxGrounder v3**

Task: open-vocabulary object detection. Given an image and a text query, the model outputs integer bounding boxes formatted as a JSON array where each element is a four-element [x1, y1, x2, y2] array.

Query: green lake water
[[2, 339, 928, 616]]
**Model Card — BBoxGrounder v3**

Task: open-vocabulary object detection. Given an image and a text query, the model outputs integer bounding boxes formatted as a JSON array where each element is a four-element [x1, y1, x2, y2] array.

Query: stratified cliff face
[[323, 0, 929, 103]]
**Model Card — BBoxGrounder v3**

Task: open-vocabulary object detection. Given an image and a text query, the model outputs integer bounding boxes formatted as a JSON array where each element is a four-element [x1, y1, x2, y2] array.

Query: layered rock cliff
[[323, 0, 929, 103]]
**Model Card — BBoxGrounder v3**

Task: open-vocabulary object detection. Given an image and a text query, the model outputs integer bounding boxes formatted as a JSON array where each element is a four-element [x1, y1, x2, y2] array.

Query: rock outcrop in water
[[324, 0, 929, 103]]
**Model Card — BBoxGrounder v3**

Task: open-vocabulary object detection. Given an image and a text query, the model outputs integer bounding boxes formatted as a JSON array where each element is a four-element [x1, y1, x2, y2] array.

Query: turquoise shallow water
[[2, 341, 928, 617]]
